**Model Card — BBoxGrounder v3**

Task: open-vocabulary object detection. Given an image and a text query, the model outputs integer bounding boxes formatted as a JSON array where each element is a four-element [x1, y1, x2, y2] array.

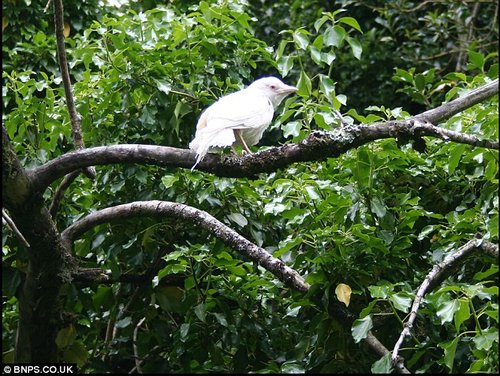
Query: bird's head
[[248, 76, 298, 109]]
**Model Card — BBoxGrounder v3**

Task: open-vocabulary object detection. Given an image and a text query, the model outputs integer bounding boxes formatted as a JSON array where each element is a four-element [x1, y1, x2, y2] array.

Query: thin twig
[[414, 79, 498, 124], [391, 235, 498, 366], [43, 0, 52, 13], [133, 317, 146, 374], [53, 0, 96, 179], [2, 209, 30, 248], [49, 170, 81, 218], [455, 2, 481, 71], [408, 119, 499, 149]]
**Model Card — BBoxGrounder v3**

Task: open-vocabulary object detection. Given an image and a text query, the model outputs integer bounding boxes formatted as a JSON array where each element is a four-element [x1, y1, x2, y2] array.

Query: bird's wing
[[203, 89, 273, 130], [189, 89, 273, 170]]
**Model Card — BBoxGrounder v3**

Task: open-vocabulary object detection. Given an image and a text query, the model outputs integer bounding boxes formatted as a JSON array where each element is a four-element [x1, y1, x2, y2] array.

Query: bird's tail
[[189, 138, 207, 171], [189, 127, 236, 170]]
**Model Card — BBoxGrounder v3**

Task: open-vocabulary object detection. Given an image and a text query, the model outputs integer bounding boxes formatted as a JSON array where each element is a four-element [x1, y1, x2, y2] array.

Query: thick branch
[[61, 200, 309, 292], [391, 235, 498, 366], [26, 79, 498, 191], [62, 200, 408, 370], [28, 119, 498, 192], [2, 127, 33, 208]]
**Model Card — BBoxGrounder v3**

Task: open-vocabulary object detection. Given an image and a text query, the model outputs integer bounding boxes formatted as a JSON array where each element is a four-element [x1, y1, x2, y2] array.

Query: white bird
[[189, 76, 297, 169]]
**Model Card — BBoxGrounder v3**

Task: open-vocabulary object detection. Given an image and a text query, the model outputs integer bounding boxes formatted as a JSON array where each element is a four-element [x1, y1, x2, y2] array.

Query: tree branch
[[27, 119, 498, 191], [391, 235, 498, 367], [61, 200, 409, 371], [455, 2, 480, 72], [72, 245, 170, 286], [49, 169, 81, 218], [2, 127, 33, 208], [61, 200, 310, 292], [25, 79, 498, 191], [2, 209, 31, 248], [53, 0, 96, 179], [414, 79, 498, 124], [133, 317, 146, 374]]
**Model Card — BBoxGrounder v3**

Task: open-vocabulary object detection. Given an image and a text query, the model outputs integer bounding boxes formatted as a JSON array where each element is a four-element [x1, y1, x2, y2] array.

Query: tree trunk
[[3, 127, 71, 362]]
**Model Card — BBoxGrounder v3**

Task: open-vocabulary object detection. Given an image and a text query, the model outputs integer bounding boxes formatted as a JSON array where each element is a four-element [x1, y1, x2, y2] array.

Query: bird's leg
[[234, 129, 252, 154]]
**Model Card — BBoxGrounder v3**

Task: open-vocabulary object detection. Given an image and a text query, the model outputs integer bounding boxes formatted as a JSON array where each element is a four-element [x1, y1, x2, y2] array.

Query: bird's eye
[[270, 85, 276, 90]]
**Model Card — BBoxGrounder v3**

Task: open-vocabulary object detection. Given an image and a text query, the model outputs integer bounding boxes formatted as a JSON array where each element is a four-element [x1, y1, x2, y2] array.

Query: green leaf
[[389, 292, 412, 313], [275, 236, 303, 257], [313, 15, 330, 32], [473, 265, 498, 281], [213, 312, 228, 327], [281, 362, 306, 374], [370, 196, 387, 218], [468, 51, 485, 71], [2, 267, 21, 297], [305, 185, 320, 200], [309, 45, 322, 65], [324, 25, 345, 47], [180, 323, 190, 341], [227, 212, 248, 227], [277, 56, 294, 77], [473, 329, 498, 350], [194, 302, 207, 322], [371, 353, 393, 374], [359, 300, 379, 318], [355, 147, 371, 190], [297, 71, 312, 97], [454, 298, 471, 332], [393, 68, 414, 83], [319, 74, 336, 98], [448, 144, 467, 174], [92, 286, 114, 310], [154, 78, 172, 94], [338, 17, 362, 32], [437, 299, 460, 324], [439, 337, 459, 372], [91, 233, 106, 250], [282, 121, 301, 138], [414, 74, 426, 91], [285, 305, 301, 317], [115, 316, 132, 329], [346, 36, 362, 59], [156, 286, 185, 313], [352, 315, 373, 343], [484, 158, 498, 180], [293, 29, 310, 50]]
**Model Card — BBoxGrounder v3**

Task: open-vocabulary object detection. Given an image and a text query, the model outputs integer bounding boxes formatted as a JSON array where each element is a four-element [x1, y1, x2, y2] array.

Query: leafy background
[[2, 0, 498, 373]]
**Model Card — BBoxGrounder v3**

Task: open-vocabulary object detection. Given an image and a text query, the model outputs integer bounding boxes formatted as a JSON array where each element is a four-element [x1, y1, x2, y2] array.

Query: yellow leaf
[[56, 325, 76, 349], [64, 22, 71, 38], [2, 16, 8, 32], [335, 283, 352, 307]]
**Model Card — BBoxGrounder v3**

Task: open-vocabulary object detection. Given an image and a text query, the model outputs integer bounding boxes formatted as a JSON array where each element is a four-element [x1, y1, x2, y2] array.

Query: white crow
[[189, 76, 297, 169]]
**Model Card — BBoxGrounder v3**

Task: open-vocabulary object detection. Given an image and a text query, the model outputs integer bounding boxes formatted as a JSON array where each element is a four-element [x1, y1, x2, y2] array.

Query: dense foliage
[[2, 0, 498, 373]]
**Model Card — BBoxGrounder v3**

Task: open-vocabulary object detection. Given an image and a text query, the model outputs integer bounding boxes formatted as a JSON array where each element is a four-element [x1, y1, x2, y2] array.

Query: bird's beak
[[279, 84, 298, 94]]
